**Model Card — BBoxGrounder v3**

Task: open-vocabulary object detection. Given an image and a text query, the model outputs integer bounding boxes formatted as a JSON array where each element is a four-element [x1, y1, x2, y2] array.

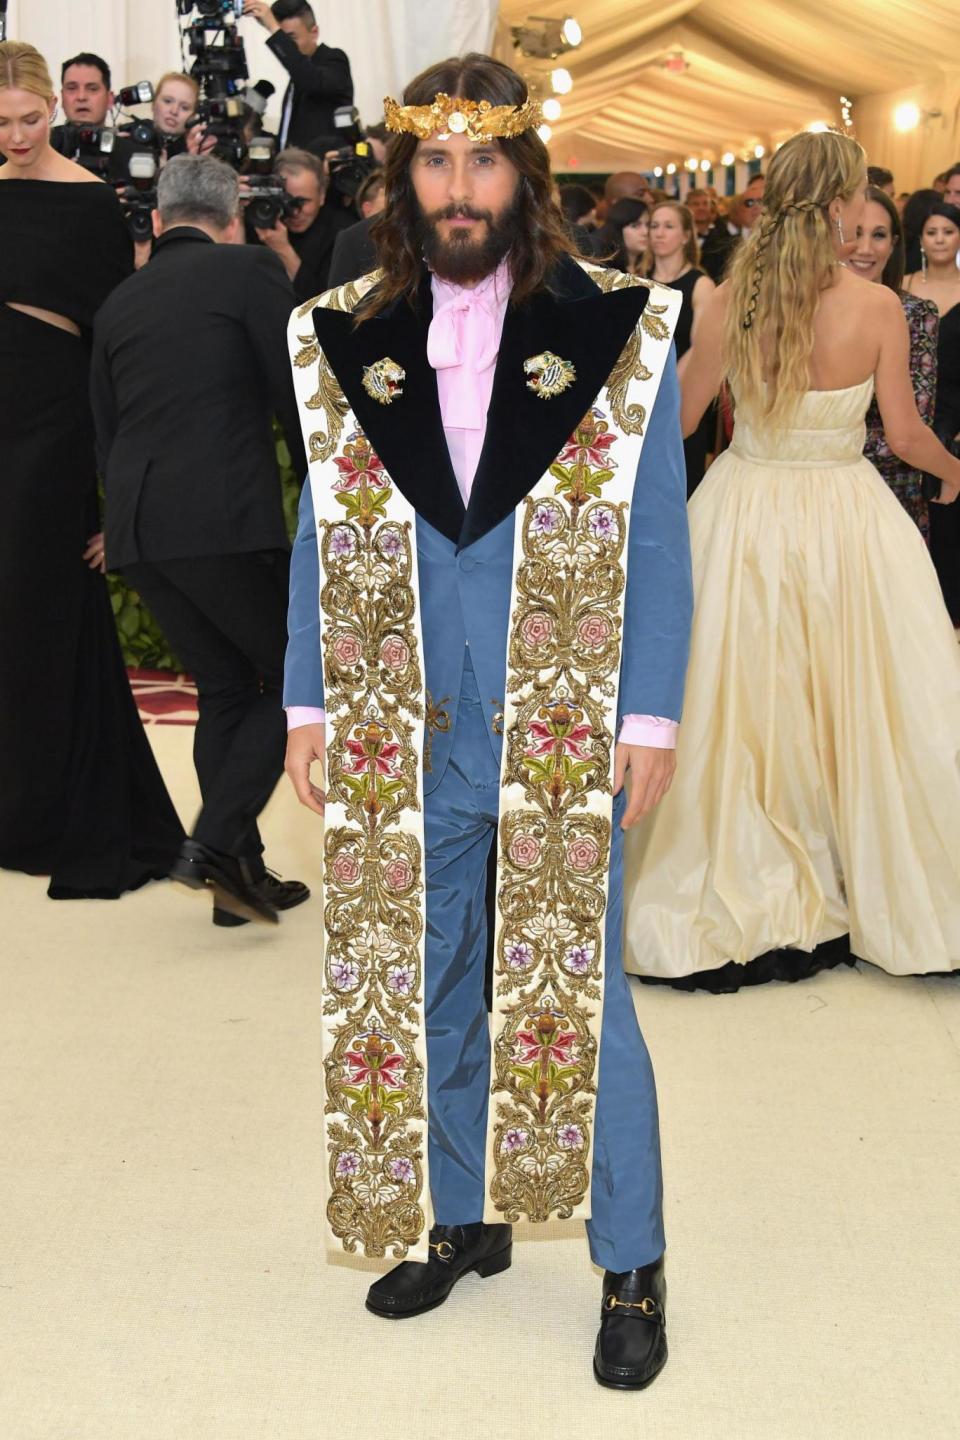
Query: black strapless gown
[[0, 231, 183, 896]]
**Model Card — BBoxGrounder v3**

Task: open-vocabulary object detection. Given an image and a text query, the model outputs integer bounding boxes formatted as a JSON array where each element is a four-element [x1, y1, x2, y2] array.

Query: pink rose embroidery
[[508, 834, 541, 870], [331, 851, 361, 885], [384, 857, 413, 892], [521, 612, 554, 648], [577, 614, 612, 650], [380, 635, 410, 671], [331, 633, 362, 667], [566, 836, 600, 872]]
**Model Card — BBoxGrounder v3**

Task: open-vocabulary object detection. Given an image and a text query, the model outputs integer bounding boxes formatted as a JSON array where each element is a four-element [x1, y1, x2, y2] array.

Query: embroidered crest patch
[[362, 356, 406, 405]]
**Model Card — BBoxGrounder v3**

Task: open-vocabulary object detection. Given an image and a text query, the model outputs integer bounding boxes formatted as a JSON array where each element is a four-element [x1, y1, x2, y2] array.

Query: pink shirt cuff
[[619, 715, 678, 749], [286, 706, 326, 731]]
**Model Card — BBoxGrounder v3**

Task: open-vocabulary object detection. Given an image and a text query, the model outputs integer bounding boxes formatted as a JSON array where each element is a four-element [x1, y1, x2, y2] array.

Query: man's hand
[[255, 218, 295, 257], [243, 0, 280, 32], [285, 723, 326, 816], [83, 532, 106, 574], [613, 743, 676, 829]]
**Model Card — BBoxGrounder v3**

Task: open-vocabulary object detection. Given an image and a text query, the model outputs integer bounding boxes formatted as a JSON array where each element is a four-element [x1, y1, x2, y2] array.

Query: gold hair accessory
[[383, 91, 543, 143]]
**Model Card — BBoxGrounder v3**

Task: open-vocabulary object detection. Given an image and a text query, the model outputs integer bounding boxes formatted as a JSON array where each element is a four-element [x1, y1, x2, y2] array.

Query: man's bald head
[[604, 171, 650, 204]]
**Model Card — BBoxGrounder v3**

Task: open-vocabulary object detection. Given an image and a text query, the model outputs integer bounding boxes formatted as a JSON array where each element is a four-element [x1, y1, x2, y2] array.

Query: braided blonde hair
[[723, 130, 866, 427]]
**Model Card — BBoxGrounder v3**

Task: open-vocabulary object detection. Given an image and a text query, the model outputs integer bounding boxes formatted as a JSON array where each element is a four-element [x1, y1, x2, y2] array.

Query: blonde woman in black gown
[[0, 42, 183, 897], [624, 131, 960, 990]]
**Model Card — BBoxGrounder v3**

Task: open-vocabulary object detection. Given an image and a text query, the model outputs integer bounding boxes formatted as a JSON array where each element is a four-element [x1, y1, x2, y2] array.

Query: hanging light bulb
[[551, 67, 573, 95], [685, 157, 698, 171], [541, 97, 562, 122], [653, 165, 664, 178], [721, 151, 734, 167], [537, 123, 553, 143], [754, 144, 766, 159], [807, 120, 830, 133], [666, 162, 677, 175], [700, 158, 711, 172]]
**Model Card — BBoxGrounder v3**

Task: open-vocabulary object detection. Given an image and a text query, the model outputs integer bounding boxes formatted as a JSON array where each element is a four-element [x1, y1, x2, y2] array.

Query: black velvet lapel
[[459, 257, 650, 551], [311, 273, 466, 545]]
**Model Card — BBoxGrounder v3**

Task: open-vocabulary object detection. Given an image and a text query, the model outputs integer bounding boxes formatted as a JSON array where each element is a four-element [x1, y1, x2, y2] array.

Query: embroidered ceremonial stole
[[288, 264, 681, 1260]]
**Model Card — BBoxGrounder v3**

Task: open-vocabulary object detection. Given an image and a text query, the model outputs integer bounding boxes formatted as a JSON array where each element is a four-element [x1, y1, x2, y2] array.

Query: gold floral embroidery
[[487, 403, 630, 1223], [317, 425, 429, 1258]]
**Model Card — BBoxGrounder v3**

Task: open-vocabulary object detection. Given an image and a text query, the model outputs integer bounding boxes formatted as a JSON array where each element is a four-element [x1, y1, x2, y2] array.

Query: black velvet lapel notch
[[311, 273, 466, 544], [459, 257, 650, 550], [310, 257, 650, 550]]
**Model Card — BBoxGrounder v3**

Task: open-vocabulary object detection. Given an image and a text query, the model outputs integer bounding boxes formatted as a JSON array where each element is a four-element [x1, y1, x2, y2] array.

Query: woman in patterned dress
[[852, 185, 938, 543]]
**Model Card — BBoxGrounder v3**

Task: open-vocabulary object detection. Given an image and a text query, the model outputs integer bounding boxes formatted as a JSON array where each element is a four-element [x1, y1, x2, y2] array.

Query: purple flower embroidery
[[588, 506, 616, 540], [502, 1127, 529, 1153], [563, 942, 594, 975], [330, 958, 361, 992], [505, 940, 534, 970], [557, 1123, 584, 1150], [385, 963, 416, 996], [335, 1150, 362, 1177], [330, 525, 356, 558], [387, 1156, 415, 1184], [378, 527, 403, 559], [532, 502, 560, 536]]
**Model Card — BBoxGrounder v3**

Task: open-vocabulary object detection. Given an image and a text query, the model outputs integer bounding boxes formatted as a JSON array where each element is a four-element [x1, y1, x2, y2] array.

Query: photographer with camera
[[243, 0, 352, 152], [91, 154, 309, 928], [51, 53, 138, 181], [252, 145, 353, 298]]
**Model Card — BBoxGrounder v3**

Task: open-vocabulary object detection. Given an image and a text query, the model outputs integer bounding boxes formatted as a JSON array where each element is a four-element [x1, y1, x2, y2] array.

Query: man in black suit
[[243, 0, 353, 152], [326, 168, 385, 286], [91, 155, 309, 928]]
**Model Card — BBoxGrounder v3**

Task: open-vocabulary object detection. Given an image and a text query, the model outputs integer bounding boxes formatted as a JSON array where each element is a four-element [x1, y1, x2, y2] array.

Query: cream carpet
[[1, 724, 958, 1440]]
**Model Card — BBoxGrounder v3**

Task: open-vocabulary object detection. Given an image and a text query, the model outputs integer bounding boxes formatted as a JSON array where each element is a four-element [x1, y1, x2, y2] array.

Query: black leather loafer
[[593, 1256, 668, 1390], [366, 1222, 513, 1319], [169, 839, 279, 925], [213, 873, 310, 927]]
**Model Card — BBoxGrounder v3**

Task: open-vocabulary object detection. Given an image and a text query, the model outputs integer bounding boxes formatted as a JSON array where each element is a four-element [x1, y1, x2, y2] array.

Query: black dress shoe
[[593, 1256, 668, 1390], [213, 872, 310, 927], [366, 1222, 512, 1319], [169, 840, 279, 925]]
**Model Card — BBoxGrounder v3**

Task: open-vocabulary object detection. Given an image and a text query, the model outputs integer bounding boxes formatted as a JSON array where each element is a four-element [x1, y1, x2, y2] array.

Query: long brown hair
[[362, 53, 573, 320], [863, 184, 905, 293]]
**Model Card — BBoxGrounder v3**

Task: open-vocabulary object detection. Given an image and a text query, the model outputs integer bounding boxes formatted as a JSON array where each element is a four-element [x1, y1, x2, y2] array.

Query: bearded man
[[282, 53, 693, 1390]]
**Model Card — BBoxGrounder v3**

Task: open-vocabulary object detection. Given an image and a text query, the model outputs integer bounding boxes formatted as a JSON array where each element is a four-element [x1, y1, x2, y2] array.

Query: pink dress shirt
[[287, 265, 676, 750]]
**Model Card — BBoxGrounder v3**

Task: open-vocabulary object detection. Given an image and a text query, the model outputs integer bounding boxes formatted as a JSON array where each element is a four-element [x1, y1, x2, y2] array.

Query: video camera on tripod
[[176, 0, 250, 166]]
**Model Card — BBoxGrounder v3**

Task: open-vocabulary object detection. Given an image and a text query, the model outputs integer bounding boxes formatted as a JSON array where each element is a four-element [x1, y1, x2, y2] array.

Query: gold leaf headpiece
[[383, 91, 543, 143]]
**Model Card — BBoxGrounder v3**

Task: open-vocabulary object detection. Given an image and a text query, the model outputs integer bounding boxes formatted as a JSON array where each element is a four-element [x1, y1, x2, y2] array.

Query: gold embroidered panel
[[482, 269, 682, 1225], [288, 281, 433, 1262]]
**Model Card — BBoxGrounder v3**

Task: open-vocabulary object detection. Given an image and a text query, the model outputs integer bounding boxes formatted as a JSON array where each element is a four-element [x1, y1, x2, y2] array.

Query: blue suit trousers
[[424, 654, 666, 1272]]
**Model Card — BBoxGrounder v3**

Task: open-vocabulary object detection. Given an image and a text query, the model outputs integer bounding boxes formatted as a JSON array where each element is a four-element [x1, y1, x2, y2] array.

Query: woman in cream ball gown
[[623, 130, 960, 992]]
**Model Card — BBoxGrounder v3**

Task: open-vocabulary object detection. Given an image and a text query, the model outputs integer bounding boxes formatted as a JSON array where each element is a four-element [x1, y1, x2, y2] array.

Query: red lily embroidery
[[333, 436, 387, 492]]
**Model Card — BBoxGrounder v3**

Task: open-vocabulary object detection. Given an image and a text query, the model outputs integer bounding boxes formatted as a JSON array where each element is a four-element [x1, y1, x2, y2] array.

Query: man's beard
[[416, 198, 518, 285]]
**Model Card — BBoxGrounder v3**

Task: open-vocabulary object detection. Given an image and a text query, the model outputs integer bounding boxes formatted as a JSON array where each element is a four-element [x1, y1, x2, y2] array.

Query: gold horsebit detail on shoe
[[604, 1294, 659, 1316], [430, 1240, 455, 1261]]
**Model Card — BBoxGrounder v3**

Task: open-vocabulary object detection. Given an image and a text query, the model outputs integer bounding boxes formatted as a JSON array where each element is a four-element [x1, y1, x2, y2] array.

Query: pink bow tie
[[427, 267, 508, 428]]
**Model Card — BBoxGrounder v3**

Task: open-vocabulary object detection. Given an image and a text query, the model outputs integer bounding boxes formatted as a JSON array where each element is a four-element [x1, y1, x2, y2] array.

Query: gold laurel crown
[[383, 91, 543, 142]]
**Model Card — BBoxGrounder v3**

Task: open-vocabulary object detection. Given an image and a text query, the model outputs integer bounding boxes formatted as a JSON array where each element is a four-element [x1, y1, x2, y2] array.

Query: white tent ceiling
[[496, 0, 960, 185]]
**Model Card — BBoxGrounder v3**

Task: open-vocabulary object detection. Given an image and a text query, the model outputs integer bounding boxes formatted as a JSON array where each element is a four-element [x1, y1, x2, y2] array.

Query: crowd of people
[[2, 10, 960, 1394]]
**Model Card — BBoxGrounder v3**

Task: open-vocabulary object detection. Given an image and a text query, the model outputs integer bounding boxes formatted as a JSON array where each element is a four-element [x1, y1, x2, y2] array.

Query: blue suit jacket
[[282, 266, 693, 800]]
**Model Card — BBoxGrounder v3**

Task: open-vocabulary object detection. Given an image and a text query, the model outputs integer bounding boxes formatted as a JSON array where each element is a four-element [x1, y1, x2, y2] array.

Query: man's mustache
[[427, 203, 494, 224]]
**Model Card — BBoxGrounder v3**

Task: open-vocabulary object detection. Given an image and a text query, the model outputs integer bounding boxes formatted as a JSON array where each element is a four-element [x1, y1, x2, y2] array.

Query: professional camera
[[119, 152, 159, 241], [52, 123, 116, 176], [328, 140, 377, 200], [240, 137, 306, 227], [176, 0, 250, 165]]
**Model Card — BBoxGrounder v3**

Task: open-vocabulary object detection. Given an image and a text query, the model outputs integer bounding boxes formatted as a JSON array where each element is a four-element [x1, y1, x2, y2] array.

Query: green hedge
[[110, 425, 301, 671]]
